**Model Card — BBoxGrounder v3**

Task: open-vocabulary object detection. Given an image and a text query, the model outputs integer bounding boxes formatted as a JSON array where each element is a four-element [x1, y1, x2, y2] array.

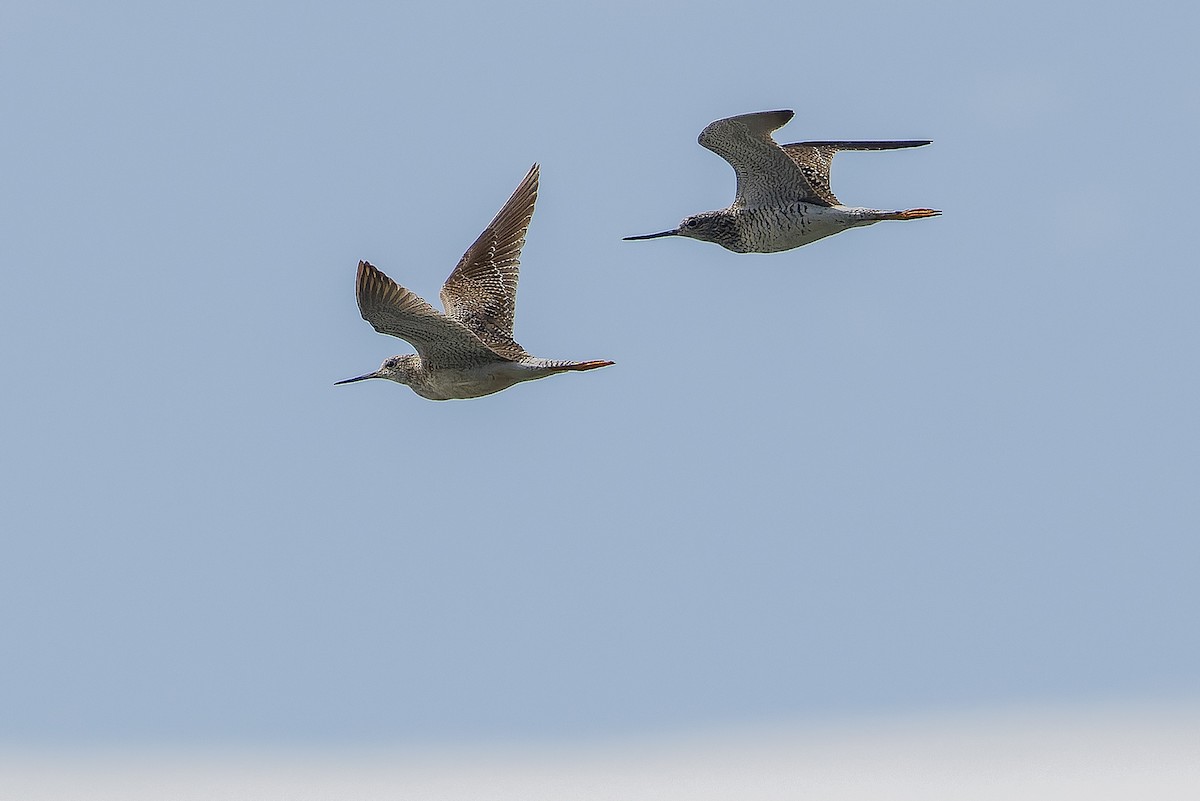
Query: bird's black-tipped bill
[[623, 229, 679, 241], [334, 372, 380, 385]]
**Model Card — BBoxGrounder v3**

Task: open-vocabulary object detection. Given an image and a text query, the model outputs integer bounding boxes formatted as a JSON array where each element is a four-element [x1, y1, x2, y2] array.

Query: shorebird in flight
[[337, 165, 613, 400], [625, 110, 940, 253]]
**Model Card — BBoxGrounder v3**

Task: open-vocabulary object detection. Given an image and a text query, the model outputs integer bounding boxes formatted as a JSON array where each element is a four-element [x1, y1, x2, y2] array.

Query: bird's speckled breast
[[734, 204, 862, 253]]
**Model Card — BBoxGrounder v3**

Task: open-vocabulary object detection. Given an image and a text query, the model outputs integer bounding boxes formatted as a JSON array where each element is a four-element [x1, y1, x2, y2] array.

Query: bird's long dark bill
[[334, 372, 380, 385], [623, 229, 679, 241]]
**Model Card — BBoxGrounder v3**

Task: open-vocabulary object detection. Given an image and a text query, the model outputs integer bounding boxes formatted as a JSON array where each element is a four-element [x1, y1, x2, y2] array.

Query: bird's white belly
[[417, 362, 535, 400]]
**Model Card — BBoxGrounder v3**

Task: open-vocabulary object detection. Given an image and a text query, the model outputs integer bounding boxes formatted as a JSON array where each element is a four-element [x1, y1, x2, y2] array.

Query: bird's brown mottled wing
[[439, 164, 539, 361], [355, 260, 509, 369], [780, 140, 933, 206], [697, 110, 813, 210]]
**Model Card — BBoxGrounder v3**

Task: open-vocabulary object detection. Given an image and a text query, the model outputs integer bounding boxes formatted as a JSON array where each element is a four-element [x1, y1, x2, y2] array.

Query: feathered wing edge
[[780, 140, 933, 206], [355, 260, 507, 368], [439, 164, 540, 360]]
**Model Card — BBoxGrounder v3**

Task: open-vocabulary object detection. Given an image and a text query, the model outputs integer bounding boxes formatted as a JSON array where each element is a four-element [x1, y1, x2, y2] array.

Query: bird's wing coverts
[[355, 260, 510, 369], [439, 164, 539, 361], [780, 140, 932, 206], [698, 110, 813, 209]]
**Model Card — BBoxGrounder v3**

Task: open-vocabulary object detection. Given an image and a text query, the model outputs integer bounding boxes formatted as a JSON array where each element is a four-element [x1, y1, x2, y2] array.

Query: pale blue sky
[[1, 0, 1197, 750]]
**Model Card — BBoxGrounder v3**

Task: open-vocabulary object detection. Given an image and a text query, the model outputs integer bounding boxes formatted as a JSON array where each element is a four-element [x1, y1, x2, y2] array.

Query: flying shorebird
[[624, 110, 940, 253], [336, 164, 613, 400]]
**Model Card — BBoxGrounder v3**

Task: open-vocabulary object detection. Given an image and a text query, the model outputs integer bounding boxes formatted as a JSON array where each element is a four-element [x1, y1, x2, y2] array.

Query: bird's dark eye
[[685, 218, 699, 229]]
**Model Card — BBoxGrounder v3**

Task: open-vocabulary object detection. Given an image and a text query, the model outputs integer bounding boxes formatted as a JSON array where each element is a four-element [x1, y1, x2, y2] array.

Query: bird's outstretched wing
[[355, 260, 510, 369], [439, 164, 539, 361], [697, 110, 812, 210], [780, 140, 933, 206]]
